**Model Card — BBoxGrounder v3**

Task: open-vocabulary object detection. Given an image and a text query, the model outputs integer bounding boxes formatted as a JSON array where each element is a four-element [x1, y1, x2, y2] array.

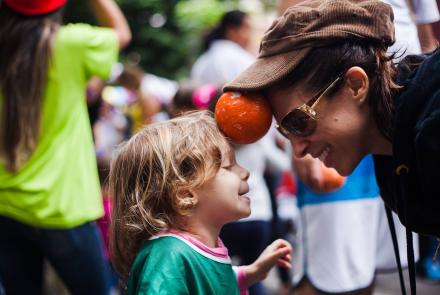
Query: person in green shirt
[[0, 0, 130, 294], [109, 111, 292, 294]]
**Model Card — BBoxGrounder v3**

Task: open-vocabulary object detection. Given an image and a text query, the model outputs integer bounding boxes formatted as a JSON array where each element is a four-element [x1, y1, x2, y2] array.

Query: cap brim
[[223, 48, 311, 93]]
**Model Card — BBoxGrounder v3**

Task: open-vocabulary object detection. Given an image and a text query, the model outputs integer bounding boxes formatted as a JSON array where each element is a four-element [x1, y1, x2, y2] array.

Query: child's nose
[[240, 166, 250, 181]]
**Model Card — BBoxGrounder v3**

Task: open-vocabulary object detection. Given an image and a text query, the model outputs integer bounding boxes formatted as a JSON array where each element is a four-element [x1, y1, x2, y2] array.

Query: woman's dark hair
[[0, 5, 63, 172], [279, 41, 401, 140], [202, 10, 247, 52]]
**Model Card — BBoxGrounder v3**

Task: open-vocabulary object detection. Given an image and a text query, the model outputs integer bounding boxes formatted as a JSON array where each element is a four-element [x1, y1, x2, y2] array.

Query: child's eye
[[222, 163, 233, 170]]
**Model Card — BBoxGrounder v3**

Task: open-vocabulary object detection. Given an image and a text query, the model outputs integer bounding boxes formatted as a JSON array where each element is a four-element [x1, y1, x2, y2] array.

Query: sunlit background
[[65, 0, 276, 80]]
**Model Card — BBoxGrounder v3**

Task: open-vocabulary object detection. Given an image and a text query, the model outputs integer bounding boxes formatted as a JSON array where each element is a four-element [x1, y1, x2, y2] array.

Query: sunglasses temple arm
[[310, 76, 342, 109], [310, 93, 325, 109]]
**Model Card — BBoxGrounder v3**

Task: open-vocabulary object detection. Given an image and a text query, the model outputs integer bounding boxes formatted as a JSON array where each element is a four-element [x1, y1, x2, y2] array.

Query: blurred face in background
[[226, 15, 251, 49]]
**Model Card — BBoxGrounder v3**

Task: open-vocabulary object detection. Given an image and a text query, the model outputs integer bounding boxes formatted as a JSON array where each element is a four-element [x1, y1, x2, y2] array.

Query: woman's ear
[[344, 67, 369, 103]]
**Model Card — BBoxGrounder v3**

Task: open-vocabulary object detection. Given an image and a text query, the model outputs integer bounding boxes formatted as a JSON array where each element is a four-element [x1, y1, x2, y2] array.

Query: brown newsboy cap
[[224, 0, 395, 92]]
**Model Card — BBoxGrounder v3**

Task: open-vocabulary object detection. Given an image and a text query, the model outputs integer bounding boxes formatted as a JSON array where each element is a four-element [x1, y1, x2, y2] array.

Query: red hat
[[3, 0, 67, 16]]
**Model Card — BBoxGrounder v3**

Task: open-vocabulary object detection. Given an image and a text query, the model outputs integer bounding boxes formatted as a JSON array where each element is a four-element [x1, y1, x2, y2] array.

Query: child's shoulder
[[135, 233, 232, 267], [135, 234, 195, 264], [141, 234, 192, 254], [128, 236, 195, 295], [128, 234, 238, 295]]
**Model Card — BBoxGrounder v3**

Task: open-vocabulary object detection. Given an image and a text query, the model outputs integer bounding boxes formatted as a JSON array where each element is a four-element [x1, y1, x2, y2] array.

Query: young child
[[109, 111, 292, 294]]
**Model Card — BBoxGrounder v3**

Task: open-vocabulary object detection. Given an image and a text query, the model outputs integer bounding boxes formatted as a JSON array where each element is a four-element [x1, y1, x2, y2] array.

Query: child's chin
[[228, 209, 251, 222], [240, 208, 252, 219]]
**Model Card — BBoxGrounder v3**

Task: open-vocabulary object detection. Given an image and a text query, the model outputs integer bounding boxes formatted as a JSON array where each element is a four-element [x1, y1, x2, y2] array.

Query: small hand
[[292, 154, 320, 191], [292, 154, 337, 193], [243, 239, 292, 286]]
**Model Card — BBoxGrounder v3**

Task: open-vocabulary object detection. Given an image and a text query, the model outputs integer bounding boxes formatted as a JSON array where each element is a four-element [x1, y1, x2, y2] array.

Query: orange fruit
[[215, 92, 272, 144], [320, 162, 346, 192]]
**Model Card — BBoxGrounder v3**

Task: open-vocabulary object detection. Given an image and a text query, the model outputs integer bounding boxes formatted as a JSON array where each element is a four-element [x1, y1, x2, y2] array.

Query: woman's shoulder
[[54, 23, 118, 77], [59, 23, 112, 35], [211, 40, 254, 62], [397, 48, 440, 84], [56, 23, 116, 47], [394, 49, 440, 118]]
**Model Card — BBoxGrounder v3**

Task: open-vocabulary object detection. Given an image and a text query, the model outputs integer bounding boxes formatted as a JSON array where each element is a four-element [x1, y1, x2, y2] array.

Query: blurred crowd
[[85, 2, 440, 294], [1, 0, 440, 295]]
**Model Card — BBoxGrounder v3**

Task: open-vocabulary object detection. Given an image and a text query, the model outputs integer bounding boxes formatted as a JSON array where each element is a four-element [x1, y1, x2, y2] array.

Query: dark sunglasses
[[276, 73, 344, 138]]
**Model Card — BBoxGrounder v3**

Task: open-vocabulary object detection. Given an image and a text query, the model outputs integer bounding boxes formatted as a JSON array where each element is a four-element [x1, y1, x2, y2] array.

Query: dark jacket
[[374, 49, 440, 237]]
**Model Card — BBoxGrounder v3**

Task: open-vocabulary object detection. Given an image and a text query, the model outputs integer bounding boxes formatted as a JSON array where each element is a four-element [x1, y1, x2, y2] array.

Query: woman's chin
[[333, 161, 358, 176]]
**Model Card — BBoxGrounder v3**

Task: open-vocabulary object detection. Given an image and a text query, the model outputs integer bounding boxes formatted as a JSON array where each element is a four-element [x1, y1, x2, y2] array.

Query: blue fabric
[[0, 216, 112, 295], [297, 155, 380, 207]]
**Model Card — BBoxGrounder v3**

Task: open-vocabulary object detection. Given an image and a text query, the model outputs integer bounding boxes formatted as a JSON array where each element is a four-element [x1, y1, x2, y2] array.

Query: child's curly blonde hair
[[109, 110, 230, 281]]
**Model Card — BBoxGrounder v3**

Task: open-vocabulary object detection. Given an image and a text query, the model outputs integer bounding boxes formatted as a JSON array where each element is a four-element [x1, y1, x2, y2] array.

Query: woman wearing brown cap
[[224, 0, 440, 294]]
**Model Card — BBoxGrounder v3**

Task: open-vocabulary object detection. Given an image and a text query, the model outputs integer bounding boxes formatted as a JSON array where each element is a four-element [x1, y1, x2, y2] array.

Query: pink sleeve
[[232, 266, 249, 295]]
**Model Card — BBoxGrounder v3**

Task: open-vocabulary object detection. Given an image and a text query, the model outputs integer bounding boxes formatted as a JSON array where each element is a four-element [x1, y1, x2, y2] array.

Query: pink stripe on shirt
[[164, 229, 248, 293], [167, 228, 229, 258]]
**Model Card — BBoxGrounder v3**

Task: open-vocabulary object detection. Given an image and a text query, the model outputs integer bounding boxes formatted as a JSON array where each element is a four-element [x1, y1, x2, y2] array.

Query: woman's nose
[[290, 136, 309, 158]]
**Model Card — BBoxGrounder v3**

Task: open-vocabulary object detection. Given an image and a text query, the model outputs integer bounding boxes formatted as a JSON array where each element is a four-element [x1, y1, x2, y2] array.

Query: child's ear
[[176, 190, 198, 214]]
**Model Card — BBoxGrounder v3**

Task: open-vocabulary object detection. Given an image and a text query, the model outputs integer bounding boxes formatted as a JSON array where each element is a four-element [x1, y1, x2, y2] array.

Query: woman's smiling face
[[266, 68, 374, 176]]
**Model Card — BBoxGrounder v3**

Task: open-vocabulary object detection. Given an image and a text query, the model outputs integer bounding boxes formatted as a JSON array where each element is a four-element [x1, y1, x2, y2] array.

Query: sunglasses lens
[[281, 109, 316, 136], [276, 124, 290, 138]]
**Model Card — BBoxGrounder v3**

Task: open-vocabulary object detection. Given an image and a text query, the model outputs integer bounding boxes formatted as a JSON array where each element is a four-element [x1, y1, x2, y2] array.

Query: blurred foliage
[[260, 0, 277, 11], [64, 0, 239, 80]]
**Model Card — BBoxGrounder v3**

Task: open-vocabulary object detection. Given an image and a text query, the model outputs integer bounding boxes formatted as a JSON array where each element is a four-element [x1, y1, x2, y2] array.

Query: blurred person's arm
[[139, 92, 161, 125], [292, 153, 330, 193], [417, 24, 438, 53], [90, 0, 132, 49], [86, 76, 105, 105], [412, 0, 439, 53]]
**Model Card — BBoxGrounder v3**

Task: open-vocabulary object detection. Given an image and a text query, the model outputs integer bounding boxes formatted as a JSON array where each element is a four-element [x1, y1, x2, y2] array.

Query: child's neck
[[183, 221, 221, 248]]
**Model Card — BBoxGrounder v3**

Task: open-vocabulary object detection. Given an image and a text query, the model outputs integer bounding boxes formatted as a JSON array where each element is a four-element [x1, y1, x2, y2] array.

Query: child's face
[[192, 147, 251, 226]]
